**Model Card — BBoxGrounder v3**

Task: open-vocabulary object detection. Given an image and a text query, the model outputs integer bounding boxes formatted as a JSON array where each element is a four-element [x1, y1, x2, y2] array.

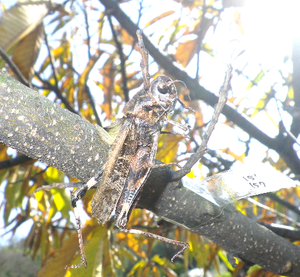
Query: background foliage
[[0, 0, 299, 276]]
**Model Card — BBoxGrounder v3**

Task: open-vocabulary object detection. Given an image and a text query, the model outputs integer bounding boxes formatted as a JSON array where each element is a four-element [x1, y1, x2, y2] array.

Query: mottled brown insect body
[[91, 75, 180, 229], [68, 30, 193, 268]]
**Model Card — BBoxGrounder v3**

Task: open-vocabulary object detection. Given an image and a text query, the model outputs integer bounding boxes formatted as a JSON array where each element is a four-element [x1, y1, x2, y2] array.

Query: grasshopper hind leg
[[118, 226, 189, 262]]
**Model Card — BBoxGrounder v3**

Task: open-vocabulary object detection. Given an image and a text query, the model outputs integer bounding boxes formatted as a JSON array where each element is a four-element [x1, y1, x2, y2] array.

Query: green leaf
[[246, 69, 264, 90]]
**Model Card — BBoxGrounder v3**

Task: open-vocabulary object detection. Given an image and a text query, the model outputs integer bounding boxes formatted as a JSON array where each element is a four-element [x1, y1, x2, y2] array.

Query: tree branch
[[0, 70, 109, 181], [0, 155, 32, 169], [0, 46, 30, 87]]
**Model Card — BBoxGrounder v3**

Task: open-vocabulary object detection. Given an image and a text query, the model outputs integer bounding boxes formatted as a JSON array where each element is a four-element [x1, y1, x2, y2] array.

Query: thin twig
[[79, 0, 91, 59], [259, 222, 300, 242], [84, 83, 102, 127], [0, 155, 32, 169], [171, 65, 233, 181], [266, 192, 300, 216], [44, 30, 60, 93], [275, 98, 300, 146], [247, 197, 300, 228], [8, 167, 48, 185], [35, 72, 78, 114], [107, 14, 129, 102], [34, 182, 85, 192], [195, 4, 206, 79], [42, 32, 78, 113], [0, 46, 30, 87], [126, 0, 143, 60]]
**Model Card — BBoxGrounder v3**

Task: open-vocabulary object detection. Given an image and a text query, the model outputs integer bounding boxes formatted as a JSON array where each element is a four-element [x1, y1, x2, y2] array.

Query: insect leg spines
[[65, 203, 88, 269], [120, 227, 189, 262], [66, 167, 105, 269]]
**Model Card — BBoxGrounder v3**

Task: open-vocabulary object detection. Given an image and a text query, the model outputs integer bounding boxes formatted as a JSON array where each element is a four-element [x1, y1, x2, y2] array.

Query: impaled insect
[[69, 30, 195, 268]]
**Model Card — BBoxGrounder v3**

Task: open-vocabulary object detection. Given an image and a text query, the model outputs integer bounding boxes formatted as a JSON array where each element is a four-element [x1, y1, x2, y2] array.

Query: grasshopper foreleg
[[34, 182, 85, 193], [71, 167, 104, 204], [65, 203, 87, 269], [160, 130, 190, 139], [66, 167, 104, 269], [164, 117, 191, 132]]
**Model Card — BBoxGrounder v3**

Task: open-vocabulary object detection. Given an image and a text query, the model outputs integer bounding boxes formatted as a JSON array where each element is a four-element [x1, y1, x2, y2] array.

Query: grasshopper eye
[[157, 82, 169, 94]]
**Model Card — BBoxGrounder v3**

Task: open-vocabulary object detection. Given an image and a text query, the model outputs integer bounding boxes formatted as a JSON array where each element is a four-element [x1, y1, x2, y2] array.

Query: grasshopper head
[[149, 75, 178, 114], [122, 75, 193, 123]]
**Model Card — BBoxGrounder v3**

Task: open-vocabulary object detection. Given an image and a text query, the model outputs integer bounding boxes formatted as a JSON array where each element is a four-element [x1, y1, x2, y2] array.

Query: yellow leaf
[[186, 170, 196, 178], [52, 189, 66, 211], [47, 205, 57, 222], [156, 133, 180, 164], [126, 259, 147, 277], [34, 189, 44, 202], [295, 186, 300, 199], [233, 10, 244, 35], [246, 69, 264, 90], [218, 249, 236, 271], [145, 11, 175, 27], [151, 255, 167, 266], [43, 167, 65, 184], [223, 148, 245, 163], [288, 86, 294, 99]]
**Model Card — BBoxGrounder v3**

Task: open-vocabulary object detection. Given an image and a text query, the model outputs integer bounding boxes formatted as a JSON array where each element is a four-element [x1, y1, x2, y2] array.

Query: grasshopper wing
[[91, 117, 137, 225], [115, 129, 160, 229]]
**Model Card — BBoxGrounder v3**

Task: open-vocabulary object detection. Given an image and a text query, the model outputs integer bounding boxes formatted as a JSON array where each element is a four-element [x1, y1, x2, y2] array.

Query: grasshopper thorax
[[123, 75, 179, 123]]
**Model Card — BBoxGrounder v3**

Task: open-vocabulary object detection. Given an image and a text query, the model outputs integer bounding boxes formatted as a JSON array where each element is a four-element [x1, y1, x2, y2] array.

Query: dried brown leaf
[[100, 57, 115, 120], [37, 219, 99, 277], [12, 22, 44, 80], [0, 2, 51, 51], [174, 39, 197, 67]]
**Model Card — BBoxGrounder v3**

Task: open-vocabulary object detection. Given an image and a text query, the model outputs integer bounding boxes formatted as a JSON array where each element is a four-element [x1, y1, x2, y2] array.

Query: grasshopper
[[67, 30, 194, 268]]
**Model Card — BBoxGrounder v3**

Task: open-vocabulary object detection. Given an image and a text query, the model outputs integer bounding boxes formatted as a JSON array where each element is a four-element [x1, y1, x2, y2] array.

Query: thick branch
[[0, 70, 110, 181], [140, 171, 300, 276]]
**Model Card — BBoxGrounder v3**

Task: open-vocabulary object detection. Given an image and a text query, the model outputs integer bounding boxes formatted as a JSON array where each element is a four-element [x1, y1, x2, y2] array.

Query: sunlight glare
[[242, 0, 300, 67]]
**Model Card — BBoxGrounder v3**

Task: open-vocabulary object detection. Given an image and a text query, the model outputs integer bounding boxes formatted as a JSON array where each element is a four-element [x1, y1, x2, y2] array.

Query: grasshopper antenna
[[172, 80, 196, 114], [136, 30, 150, 90]]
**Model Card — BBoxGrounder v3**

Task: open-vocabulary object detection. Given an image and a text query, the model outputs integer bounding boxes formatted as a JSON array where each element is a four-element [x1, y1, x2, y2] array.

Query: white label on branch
[[182, 163, 298, 207]]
